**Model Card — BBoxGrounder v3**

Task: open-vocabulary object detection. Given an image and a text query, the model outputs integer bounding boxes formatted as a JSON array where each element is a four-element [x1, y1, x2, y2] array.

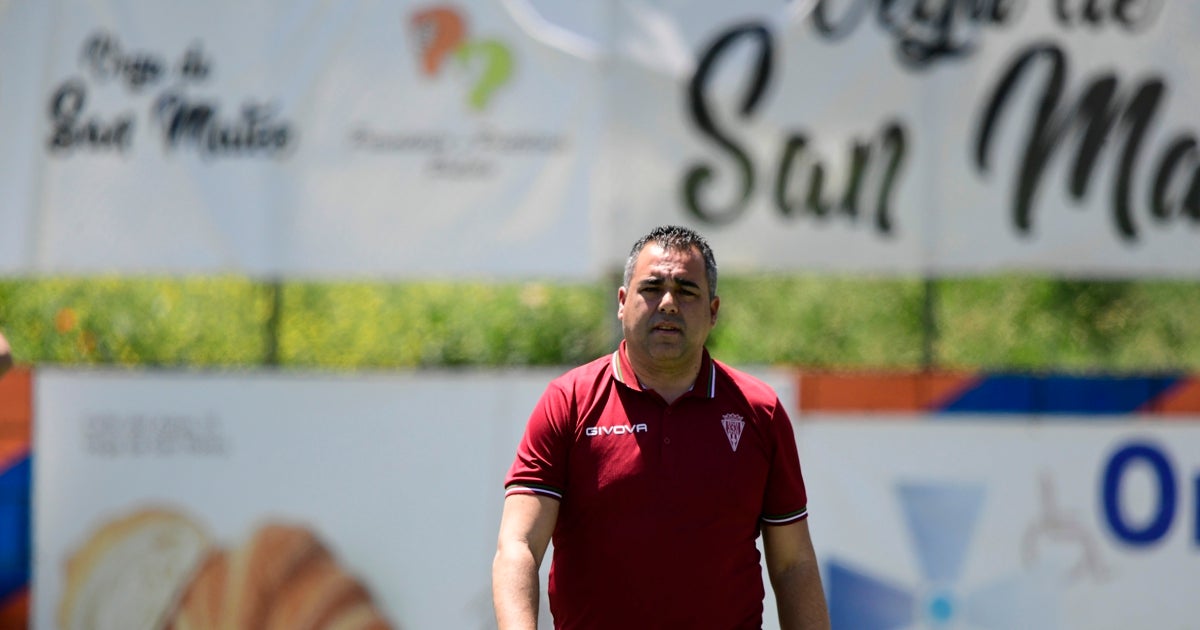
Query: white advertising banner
[[32, 367, 800, 630], [604, 1, 929, 274], [604, 1, 1200, 277], [34, 369, 1200, 627], [797, 418, 1200, 628], [3, 1, 1198, 278], [33, 369, 549, 629], [0, 1, 601, 278]]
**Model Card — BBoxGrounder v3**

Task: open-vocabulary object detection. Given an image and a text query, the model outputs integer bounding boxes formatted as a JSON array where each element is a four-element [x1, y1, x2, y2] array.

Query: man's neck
[[627, 350, 702, 405]]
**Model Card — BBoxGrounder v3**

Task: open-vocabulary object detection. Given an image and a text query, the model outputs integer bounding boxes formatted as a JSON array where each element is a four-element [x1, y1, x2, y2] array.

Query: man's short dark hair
[[623, 225, 718, 297]]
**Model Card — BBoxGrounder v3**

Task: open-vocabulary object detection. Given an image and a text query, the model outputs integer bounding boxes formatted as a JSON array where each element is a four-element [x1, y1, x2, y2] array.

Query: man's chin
[[645, 343, 692, 364]]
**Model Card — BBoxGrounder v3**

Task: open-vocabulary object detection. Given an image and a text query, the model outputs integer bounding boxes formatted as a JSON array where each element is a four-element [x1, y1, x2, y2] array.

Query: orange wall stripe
[[798, 372, 978, 413], [0, 368, 32, 469]]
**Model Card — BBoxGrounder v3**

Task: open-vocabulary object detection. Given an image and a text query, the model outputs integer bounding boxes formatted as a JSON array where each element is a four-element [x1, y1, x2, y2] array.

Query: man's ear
[[617, 286, 627, 319], [710, 296, 720, 325]]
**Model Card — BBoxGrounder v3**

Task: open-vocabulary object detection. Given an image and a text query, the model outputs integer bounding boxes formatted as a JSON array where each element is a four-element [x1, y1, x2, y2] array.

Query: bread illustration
[[59, 508, 211, 630], [322, 603, 392, 630], [170, 550, 226, 630], [220, 523, 325, 629], [61, 509, 393, 630]]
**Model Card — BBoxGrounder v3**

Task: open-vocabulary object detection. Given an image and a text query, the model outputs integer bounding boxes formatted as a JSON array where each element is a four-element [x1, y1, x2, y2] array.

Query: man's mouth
[[652, 322, 683, 334]]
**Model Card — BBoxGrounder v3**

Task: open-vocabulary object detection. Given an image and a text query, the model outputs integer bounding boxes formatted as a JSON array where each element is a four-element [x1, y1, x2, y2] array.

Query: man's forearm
[[492, 546, 541, 630]]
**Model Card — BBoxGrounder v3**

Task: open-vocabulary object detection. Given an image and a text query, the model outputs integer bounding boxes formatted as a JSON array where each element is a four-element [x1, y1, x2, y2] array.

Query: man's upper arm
[[762, 519, 829, 629], [505, 381, 572, 500], [497, 378, 570, 564], [493, 492, 559, 629], [761, 396, 808, 524], [496, 493, 559, 565], [762, 518, 818, 575]]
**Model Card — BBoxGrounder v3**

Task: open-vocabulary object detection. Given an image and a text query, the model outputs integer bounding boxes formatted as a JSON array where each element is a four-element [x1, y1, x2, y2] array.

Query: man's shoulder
[[711, 358, 779, 405], [547, 351, 616, 392]]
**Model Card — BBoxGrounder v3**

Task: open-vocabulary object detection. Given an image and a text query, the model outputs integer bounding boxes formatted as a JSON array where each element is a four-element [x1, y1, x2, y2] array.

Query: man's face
[[618, 242, 719, 372]]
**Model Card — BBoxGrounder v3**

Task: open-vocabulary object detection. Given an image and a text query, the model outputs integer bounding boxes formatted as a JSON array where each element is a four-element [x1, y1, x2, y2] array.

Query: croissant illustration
[[59, 508, 392, 630]]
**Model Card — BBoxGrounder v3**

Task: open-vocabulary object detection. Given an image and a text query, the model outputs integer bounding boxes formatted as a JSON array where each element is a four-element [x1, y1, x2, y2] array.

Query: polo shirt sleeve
[[504, 380, 572, 501], [760, 398, 809, 526]]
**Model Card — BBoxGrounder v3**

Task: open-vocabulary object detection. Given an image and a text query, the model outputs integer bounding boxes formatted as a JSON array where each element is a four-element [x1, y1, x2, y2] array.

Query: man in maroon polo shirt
[[493, 225, 828, 629]]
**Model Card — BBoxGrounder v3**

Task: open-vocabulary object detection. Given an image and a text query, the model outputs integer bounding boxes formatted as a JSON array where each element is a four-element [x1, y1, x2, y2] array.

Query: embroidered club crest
[[720, 413, 745, 452]]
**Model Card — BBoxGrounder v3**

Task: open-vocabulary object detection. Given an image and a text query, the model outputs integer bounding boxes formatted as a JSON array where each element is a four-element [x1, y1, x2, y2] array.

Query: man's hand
[[0, 332, 12, 378]]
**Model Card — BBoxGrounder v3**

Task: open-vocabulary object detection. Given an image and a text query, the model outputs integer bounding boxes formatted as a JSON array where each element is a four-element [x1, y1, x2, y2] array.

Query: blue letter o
[[1102, 442, 1176, 546]]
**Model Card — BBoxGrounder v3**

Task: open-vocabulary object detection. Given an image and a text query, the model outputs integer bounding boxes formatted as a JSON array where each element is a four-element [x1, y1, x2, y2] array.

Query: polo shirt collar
[[611, 340, 717, 399]]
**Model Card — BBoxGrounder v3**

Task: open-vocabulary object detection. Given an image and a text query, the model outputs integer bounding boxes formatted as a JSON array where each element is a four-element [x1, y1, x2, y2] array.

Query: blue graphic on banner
[[827, 561, 913, 629], [826, 482, 1058, 629], [899, 484, 984, 583], [937, 375, 1179, 415], [0, 455, 31, 602]]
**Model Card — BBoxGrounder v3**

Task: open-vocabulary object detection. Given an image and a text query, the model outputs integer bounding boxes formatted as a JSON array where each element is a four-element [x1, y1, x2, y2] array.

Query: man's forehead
[[633, 244, 705, 279]]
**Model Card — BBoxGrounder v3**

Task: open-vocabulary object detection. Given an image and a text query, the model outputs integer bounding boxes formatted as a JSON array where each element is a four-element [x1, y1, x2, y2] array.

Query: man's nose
[[658, 290, 679, 313]]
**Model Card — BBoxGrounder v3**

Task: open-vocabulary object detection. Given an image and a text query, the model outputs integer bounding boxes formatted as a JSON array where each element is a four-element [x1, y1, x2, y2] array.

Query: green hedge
[[2, 276, 1199, 372]]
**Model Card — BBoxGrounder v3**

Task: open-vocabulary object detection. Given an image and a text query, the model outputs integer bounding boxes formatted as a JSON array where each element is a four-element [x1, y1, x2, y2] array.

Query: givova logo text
[[585, 424, 648, 437]]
